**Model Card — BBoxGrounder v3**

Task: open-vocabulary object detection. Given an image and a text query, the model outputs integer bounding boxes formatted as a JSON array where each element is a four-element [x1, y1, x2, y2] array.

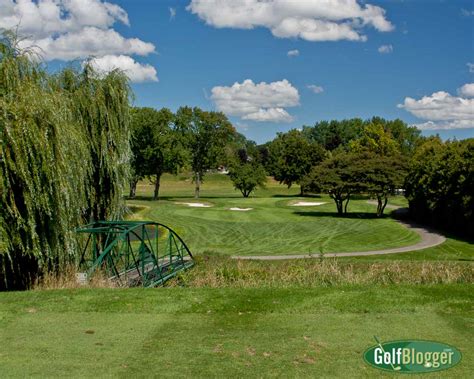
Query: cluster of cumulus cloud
[[0, 0, 158, 82], [211, 79, 300, 123], [1, 1, 471, 129], [187, 0, 393, 42], [399, 83, 474, 130]]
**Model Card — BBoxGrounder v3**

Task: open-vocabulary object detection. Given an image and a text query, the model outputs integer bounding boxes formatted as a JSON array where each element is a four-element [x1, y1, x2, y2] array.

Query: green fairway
[[128, 174, 421, 256], [0, 285, 472, 378], [128, 197, 420, 256]]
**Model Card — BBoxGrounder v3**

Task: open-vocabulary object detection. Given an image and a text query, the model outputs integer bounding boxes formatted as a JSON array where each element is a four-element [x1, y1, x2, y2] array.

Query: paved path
[[232, 205, 446, 260]]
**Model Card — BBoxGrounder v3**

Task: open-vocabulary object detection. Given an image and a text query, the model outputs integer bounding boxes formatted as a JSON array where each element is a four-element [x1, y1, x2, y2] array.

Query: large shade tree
[[129, 107, 183, 200], [175, 107, 236, 198], [360, 153, 407, 216], [0, 33, 131, 290], [302, 152, 362, 215], [268, 129, 326, 194], [405, 138, 474, 236]]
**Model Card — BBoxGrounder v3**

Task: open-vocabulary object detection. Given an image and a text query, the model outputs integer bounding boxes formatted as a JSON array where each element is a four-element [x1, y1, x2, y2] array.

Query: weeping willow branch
[[0, 32, 131, 290]]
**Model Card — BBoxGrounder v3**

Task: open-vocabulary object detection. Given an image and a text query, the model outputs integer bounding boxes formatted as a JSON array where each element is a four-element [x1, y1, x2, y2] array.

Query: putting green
[[128, 196, 421, 256]]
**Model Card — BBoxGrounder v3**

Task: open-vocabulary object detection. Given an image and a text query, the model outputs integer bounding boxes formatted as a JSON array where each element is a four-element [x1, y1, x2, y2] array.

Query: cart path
[[232, 206, 446, 260]]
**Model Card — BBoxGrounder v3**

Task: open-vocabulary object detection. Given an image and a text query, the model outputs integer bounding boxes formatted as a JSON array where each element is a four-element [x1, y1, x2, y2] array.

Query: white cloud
[[398, 86, 474, 130], [458, 83, 474, 97], [378, 44, 393, 54], [307, 84, 324, 94], [412, 120, 473, 130], [19, 27, 155, 61], [0, 0, 129, 38], [1, 0, 158, 82], [187, 0, 393, 43], [243, 108, 293, 122], [211, 79, 299, 123], [169, 7, 176, 20], [467, 63, 474, 73], [461, 8, 474, 17], [287, 49, 299, 57], [89, 55, 158, 83]]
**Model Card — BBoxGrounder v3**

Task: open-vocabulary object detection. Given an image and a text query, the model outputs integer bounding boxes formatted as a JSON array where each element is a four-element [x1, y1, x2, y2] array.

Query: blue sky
[[3, 0, 473, 143]]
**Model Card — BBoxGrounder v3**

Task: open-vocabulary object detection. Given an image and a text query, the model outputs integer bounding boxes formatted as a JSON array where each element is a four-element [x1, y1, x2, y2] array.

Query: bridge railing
[[76, 221, 194, 287]]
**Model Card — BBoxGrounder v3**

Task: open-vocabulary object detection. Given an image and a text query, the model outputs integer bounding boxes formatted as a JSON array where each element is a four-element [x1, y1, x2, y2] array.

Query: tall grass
[[168, 256, 473, 288], [33, 266, 118, 290]]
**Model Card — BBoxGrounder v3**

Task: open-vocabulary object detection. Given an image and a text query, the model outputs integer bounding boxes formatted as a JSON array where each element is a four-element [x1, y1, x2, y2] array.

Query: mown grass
[[0, 285, 472, 377], [1, 173, 471, 378], [128, 174, 423, 256]]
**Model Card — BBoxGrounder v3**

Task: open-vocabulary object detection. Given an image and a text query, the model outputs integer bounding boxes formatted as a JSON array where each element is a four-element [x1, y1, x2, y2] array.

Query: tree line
[[129, 108, 422, 219]]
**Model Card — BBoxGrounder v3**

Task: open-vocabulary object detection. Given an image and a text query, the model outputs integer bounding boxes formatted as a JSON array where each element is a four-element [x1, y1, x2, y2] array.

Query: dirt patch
[[229, 207, 253, 211]]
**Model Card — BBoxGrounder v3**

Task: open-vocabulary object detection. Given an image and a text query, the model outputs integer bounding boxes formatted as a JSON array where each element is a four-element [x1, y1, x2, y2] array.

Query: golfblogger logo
[[363, 337, 462, 373]]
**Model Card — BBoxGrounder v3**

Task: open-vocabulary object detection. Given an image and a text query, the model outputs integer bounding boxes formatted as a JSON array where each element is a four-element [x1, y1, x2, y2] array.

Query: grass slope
[[0, 286, 472, 378], [128, 174, 421, 256]]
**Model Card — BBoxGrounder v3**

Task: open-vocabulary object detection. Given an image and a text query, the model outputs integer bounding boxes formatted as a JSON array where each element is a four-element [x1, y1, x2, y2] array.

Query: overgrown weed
[[168, 256, 473, 288]]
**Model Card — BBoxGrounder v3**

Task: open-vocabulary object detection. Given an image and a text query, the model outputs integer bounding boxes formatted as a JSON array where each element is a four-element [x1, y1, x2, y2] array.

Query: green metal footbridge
[[76, 221, 194, 287]]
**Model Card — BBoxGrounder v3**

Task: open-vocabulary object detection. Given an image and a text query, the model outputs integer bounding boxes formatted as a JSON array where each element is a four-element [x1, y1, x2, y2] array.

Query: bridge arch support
[[76, 221, 194, 287]]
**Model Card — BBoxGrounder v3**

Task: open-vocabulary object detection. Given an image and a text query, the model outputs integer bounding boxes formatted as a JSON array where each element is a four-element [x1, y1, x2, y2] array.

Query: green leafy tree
[[302, 153, 362, 215], [349, 122, 400, 156], [58, 64, 131, 222], [268, 129, 326, 194], [302, 118, 364, 151], [0, 33, 131, 289], [362, 154, 407, 216], [302, 117, 422, 156], [228, 162, 267, 198], [130, 107, 182, 200], [372, 117, 422, 156], [405, 138, 474, 236], [175, 107, 236, 198]]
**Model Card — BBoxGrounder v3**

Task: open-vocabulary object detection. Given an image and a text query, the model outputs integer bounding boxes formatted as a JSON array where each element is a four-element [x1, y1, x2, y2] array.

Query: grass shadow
[[272, 194, 322, 198], [293, 211, 389, 219]]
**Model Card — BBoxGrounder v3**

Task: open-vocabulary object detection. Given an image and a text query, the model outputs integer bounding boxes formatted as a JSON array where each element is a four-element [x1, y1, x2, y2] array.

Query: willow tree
[[56, 64, 131, 222], [0, 33, 131, 290]]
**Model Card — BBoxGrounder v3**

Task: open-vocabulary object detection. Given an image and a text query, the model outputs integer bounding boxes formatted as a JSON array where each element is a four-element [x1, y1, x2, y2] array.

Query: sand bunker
[[176, 202, 212, 208], [229, 207, 253, 211], [291, 201, 327, 207]]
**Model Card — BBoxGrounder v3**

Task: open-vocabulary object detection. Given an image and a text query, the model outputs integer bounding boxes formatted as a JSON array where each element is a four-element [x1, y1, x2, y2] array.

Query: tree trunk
[[344, 195, 350, 214], [194, 171, 201, 199], [377, 195, 388, 217], [153, 172, 162, 201], [336, 199, 343, 215], [129, 177, 138, 198], [330, 193, 343, 215]]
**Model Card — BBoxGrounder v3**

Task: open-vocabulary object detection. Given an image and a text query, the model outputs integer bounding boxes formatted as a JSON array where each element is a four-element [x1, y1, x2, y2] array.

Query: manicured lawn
[[128, 174, 421, 256], [344, 236, 473, 262], [1, 174, 472, 378], [0, 285, 472, 378]]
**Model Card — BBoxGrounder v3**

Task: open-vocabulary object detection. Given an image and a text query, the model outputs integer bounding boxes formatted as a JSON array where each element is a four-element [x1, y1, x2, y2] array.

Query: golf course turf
[[0, 173, 472, 377], [0, 285, 472, 377], [126, 174, 425, 257]]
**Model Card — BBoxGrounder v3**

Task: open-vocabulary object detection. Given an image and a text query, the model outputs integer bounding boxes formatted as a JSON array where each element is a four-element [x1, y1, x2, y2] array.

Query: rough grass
[[167, 256, 474, 288], [32, 257, 473, 290], [34, 265, 118, 290]]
